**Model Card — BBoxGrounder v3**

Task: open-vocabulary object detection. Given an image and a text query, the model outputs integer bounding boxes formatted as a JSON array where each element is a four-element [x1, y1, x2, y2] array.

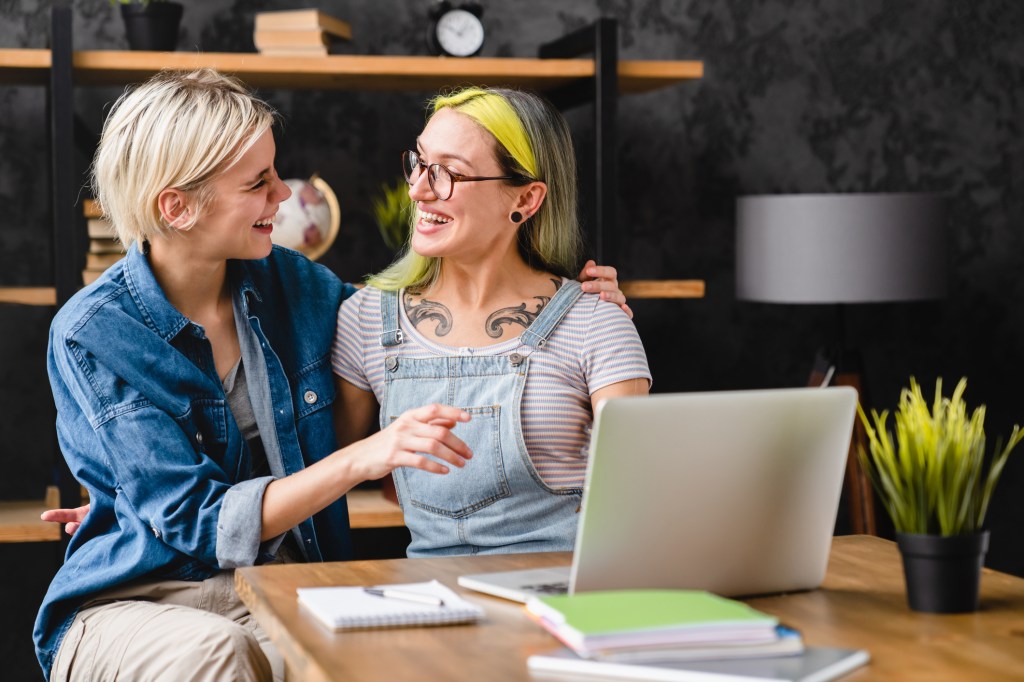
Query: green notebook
[[525, 590, 779, 654]]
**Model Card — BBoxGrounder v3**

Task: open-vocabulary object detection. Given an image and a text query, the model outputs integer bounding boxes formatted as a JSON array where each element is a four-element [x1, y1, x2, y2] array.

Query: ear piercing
[[510, 211, 523, 223]]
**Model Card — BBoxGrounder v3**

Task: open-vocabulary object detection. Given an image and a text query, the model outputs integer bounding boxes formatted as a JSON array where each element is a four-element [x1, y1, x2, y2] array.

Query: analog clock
[[428, 2, 485, 57]]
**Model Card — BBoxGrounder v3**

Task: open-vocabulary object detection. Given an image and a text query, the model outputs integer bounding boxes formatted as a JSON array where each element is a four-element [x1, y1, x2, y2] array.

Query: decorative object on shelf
[[859, 377, 1023, 613], [735, 192, 947, 536], [371, 178, 413, 251], [427, 1, 485, 57], [253, 9, 352, 57], [271, 175, 340, 261], [82, 199, 124, 285], [114, 0, 183, 52]]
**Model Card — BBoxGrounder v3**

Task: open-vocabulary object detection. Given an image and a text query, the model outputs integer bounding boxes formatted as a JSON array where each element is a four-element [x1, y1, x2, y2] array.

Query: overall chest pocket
[[393, 405, 510, 518]]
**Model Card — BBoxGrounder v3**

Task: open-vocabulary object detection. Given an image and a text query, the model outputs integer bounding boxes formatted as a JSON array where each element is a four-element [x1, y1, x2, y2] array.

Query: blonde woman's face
[[189, 130, 291, 262], [408, 108, 517, 262]]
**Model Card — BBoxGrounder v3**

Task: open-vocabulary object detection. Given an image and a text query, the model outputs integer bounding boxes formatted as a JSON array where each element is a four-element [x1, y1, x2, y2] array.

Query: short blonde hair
[[91, 68, 277, 251], [368, 87, 582, 291]]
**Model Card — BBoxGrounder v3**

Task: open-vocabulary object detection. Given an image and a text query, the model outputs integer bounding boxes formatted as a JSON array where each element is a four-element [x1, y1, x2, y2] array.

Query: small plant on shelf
[[371, 179, 413, 251]]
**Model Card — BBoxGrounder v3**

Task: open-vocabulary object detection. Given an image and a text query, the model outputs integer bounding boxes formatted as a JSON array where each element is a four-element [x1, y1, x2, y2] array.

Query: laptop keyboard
[[523, 581, 569, 595]]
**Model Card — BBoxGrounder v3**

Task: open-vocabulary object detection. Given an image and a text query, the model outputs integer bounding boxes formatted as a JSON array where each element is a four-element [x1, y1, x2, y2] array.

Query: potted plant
[[113, 0, 184, 52], [858, 377, 1022, 613], [371, 178, 413, 251]]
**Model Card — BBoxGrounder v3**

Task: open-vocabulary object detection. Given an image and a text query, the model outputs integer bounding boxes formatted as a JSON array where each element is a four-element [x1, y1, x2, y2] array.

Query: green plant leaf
[[857, 377, 1022, 536]]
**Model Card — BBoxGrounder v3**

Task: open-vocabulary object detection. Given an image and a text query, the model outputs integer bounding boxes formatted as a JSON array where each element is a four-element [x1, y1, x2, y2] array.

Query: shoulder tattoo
[[484, 278, 562, 338], [403, 292, 453, 336]]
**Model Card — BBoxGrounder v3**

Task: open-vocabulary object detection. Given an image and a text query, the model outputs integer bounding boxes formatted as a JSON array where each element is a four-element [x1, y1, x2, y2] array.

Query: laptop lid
[[569, 386, 857, 597]]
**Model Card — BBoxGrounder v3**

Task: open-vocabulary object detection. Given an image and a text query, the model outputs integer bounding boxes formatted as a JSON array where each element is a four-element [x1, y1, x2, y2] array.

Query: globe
[[271, 176, 340, 261]]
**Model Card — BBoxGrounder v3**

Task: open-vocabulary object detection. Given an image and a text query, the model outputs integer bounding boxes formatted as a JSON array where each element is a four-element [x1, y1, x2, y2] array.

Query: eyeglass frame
[[401, 150, 527, 201]]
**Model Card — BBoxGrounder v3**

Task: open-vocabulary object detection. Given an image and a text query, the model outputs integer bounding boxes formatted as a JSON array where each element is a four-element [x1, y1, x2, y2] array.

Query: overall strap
[[379, 289, 404, 347], [520, 280, 584, 350]]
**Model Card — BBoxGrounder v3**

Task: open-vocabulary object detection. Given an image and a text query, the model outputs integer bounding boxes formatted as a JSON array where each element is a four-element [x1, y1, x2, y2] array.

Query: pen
[[363, 587, 446, 607]]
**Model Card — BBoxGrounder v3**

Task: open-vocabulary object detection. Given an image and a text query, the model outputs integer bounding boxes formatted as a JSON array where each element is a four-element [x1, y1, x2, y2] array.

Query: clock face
[[435, 9, 485, 57]]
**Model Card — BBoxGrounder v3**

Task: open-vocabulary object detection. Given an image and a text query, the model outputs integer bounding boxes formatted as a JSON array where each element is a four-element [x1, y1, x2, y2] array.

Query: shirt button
[[303, 390, 318, 405], [151, 526, 161, 539], [196, 432, 203, 445]]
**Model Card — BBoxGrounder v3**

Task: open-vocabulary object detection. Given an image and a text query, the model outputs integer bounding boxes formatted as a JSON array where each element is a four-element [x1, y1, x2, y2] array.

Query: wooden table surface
[[235, 535, 1024, 682]]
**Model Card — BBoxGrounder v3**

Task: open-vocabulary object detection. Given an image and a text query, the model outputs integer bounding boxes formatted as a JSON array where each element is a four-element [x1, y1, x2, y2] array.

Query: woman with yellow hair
[[333, 87, 650, 556]]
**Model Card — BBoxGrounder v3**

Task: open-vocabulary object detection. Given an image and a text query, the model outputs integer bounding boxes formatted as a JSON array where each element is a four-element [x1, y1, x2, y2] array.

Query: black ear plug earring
[[510, 211, 523, 223]]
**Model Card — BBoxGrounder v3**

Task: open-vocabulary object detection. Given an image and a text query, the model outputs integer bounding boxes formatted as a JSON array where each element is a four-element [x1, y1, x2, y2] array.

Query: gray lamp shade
[[735, 193, 946, 304]]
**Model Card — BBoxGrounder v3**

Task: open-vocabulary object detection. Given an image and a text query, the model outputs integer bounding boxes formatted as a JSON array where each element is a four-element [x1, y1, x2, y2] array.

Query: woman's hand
[[264, 403, 472, 540], [41, 504, 89, 536], [343, 403, 473, 481], [578, 259, 633, 319]]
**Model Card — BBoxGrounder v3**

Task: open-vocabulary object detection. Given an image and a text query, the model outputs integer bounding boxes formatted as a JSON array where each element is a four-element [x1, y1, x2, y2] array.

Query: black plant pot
[[896, 531, 989, 613], [120, 2, 183, 52]]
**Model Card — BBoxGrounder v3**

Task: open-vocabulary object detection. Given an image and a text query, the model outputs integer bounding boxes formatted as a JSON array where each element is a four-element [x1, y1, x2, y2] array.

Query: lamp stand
[[809, 345, 877, 536]]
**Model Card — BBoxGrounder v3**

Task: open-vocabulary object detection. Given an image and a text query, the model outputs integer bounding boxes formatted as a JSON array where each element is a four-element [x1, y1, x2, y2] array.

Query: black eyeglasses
[[402, 150, 518, 201]]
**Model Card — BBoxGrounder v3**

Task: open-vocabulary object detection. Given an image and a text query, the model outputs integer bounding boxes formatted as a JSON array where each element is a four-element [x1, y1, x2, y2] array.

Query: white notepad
[[296, 579, 485, 631]]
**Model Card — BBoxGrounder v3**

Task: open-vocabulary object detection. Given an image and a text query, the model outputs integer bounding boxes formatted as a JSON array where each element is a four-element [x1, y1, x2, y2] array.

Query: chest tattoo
[[404, 279, 562, 339], [484, 278, 562, 338], [404, 292, 453, 336]]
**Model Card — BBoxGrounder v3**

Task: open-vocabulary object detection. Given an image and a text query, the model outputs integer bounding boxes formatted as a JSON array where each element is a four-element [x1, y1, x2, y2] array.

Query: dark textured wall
[[2, 0, 1023, 677]]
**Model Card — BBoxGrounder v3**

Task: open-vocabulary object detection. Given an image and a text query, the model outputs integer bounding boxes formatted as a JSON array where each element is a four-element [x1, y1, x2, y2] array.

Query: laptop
[[457, 387, 857, 602]]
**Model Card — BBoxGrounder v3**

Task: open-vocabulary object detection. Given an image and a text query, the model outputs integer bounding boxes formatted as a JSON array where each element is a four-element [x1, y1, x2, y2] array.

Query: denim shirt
[[34, 245, 355, 678]]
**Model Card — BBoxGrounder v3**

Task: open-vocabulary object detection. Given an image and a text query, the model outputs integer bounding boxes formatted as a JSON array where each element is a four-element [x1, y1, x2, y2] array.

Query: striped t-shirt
[[331, 283, 651, 490]]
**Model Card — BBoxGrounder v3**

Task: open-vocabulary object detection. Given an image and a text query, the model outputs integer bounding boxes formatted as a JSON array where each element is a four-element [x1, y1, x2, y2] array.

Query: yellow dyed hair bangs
[[431, 88, 537, 178]]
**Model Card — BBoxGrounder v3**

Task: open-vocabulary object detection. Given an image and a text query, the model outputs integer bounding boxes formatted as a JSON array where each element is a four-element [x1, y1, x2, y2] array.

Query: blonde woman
[[35, 70, 478, 682], [333, 87, 651, 557]]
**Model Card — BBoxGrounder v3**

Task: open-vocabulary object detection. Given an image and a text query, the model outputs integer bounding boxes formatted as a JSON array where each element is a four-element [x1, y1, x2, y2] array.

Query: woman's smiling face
[[188, 129, 292, 262], [408, 108, 518, 262]]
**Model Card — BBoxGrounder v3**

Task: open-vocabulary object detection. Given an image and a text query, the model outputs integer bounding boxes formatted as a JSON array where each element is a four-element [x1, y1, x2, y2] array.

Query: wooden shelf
[[0, 486, 62, 542], [0, 49, 702, 92], [0, 286, 57, 306], [620, 279, 705, 299], [346, 488, 404, 529]]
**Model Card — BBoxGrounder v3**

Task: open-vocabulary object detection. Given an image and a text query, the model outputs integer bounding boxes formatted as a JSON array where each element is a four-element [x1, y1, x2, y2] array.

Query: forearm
[[260, 448, 362, 541]]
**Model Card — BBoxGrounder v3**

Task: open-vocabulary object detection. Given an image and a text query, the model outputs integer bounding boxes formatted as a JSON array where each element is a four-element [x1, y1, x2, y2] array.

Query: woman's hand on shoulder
[[578, 260, 633, 319], [343, 404, 473, 481], [41, 504, 89, 536]]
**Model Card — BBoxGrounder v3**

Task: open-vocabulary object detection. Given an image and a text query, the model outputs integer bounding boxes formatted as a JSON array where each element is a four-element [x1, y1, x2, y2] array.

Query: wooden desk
[[235, 536, 1024, 682]]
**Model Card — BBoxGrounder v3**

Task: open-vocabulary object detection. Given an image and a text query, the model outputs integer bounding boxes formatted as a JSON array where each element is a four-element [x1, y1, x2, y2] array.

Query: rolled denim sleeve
[[216, 475, 285, 567]]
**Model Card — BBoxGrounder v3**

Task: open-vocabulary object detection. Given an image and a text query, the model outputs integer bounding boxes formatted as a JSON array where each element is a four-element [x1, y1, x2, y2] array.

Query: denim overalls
[[379, 281, 585, 557]]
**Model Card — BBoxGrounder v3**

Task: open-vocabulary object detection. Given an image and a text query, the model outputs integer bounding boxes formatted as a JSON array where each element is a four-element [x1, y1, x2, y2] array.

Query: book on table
[[525, 590, 781, 656], [527, 646, 870, 682], [296, 579, 484, 631]]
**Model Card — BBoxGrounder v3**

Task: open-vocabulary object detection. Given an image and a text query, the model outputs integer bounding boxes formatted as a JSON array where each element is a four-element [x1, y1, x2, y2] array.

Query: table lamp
[[735, 193, 946, 534]]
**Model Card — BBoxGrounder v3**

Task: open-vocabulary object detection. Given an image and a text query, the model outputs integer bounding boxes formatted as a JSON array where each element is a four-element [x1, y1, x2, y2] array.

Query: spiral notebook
[[296, 579, 485, 631]]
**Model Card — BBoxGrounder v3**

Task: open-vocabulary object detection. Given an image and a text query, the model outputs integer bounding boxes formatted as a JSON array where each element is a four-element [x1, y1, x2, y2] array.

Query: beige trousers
[[49, 569, 282, 682]]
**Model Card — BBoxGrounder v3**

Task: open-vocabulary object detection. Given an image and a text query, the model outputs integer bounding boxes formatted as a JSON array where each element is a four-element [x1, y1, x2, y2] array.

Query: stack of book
[[525, 590, 796, 660], [82, 199, 124, 285], [253, 9, 352, 57], [525, 590, 870, 681]]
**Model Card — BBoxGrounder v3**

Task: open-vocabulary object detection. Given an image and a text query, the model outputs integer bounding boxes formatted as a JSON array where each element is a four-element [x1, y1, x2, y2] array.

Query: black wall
[[2, 1, 1023, 678]]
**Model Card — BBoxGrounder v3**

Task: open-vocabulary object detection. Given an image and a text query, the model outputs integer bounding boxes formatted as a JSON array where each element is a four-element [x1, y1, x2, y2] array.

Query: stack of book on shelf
[[525, 590, 870, 681], [253, 9, 352, 57], [83, 199, 124, 285]]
